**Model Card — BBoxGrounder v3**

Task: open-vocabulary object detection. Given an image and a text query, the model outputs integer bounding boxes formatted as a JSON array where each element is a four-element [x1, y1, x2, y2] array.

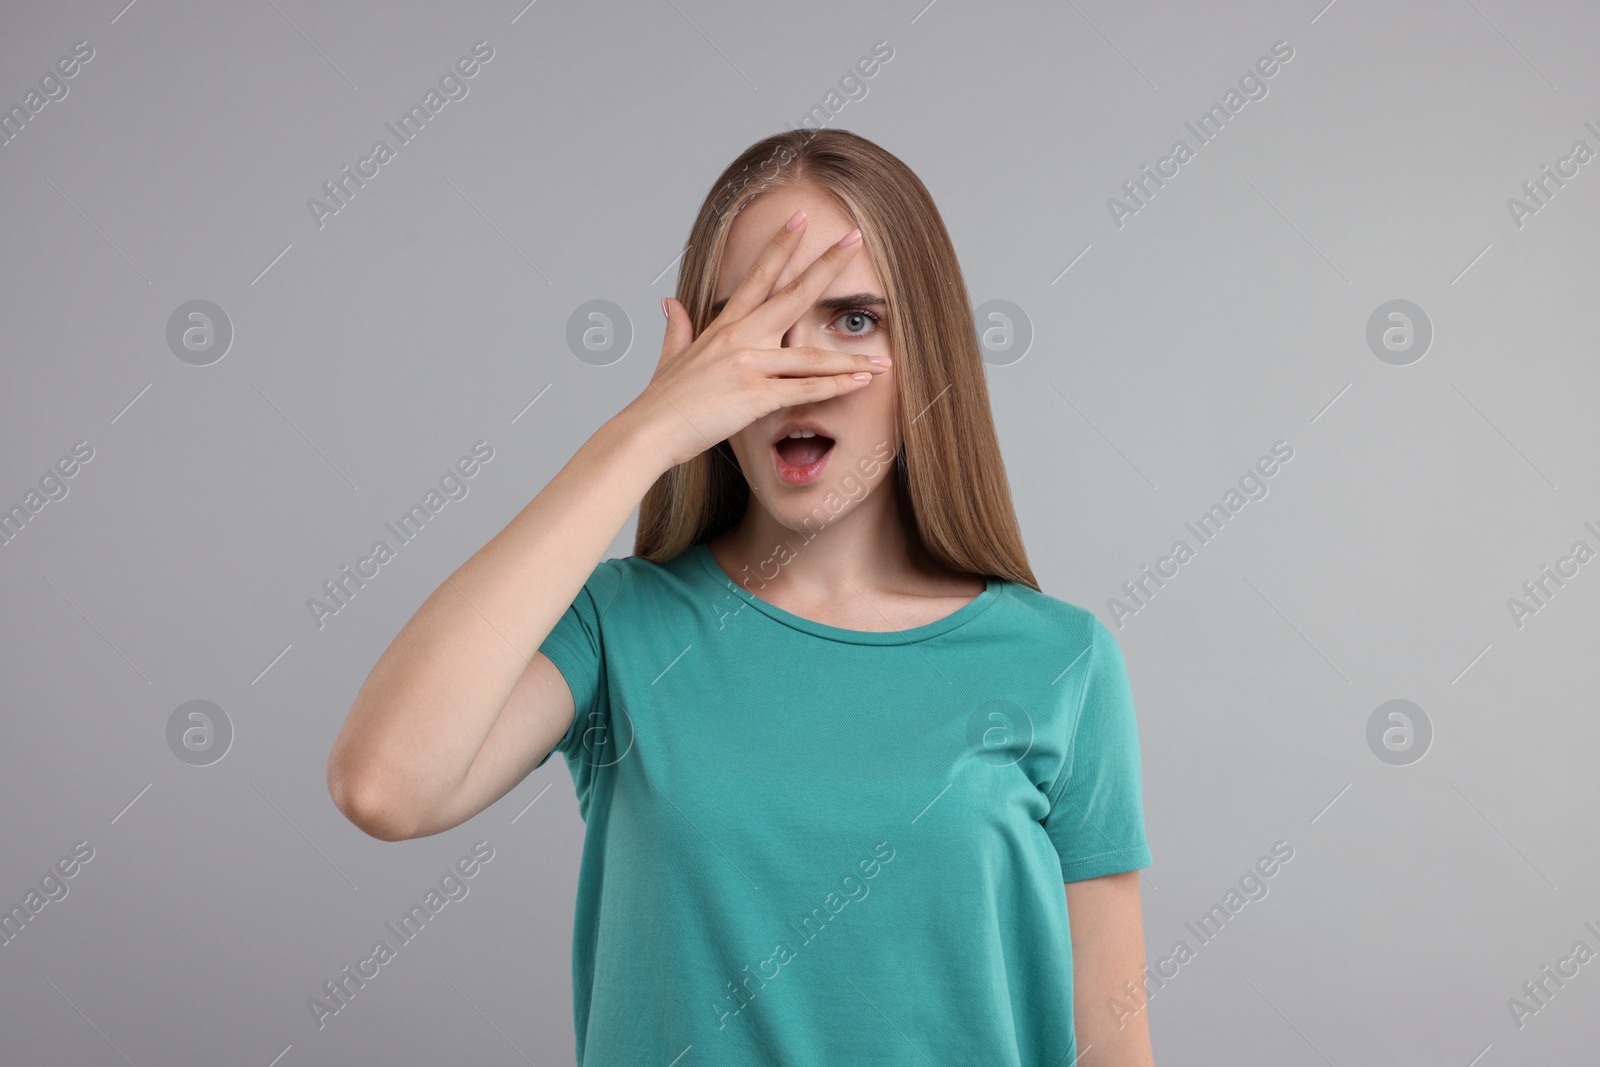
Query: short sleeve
[[533, 558, 624, 769], [1041, 615, 1154, 882]]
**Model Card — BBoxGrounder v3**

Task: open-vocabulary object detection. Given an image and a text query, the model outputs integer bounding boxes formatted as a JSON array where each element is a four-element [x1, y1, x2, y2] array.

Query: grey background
[[2, 0, 1596, 1063]]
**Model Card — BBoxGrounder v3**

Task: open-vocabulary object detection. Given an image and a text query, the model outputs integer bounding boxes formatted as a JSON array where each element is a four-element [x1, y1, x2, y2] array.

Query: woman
[[327, 128, 1157, 1066]]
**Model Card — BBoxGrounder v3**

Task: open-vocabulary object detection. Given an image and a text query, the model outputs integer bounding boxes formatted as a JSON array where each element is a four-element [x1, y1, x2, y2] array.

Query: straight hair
[[635, 128, 1039, 592]]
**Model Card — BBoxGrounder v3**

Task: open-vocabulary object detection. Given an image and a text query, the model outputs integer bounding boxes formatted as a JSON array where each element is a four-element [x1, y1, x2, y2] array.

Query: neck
[[711, 474, 932, 602]]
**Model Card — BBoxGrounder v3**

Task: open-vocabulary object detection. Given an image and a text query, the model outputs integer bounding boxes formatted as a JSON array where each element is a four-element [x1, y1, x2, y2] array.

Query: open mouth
[[772, 433, 835, 485]]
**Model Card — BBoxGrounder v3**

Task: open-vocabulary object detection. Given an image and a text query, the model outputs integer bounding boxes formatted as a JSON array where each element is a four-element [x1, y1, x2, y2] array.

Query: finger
[[770, 369, 878, 405], [649, 299, 700, 382], [737, 227, 864, 342], [656, 297, 688, 369], [713, 211, 811, 326], [748, 347, 890, 378]]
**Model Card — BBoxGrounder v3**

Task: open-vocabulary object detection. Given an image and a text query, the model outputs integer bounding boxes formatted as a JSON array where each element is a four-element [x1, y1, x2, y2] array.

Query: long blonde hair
[[635, 128, 1038, 592]]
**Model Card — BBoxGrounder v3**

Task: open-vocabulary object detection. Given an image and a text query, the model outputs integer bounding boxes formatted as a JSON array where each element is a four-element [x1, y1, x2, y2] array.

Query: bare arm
[[1067, 870, 1156, 1066], [324, 210, 888, 843], [325, 411, 669, 841]]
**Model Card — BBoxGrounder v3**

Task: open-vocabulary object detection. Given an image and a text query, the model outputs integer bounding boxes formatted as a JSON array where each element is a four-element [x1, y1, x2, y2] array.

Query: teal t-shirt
[[535, 541, 1153, 1065]]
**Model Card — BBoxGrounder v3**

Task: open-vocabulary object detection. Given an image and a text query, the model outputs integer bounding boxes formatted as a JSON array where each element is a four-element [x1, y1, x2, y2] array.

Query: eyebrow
[[708, 291, 887, 320]]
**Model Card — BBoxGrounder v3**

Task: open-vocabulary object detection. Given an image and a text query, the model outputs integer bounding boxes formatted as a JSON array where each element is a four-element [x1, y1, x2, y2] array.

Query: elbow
[[327, 755, 416, 842]]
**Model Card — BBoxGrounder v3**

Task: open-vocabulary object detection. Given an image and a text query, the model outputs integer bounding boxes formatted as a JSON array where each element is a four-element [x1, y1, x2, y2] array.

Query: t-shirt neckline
[[689, 540, 1002, 645]]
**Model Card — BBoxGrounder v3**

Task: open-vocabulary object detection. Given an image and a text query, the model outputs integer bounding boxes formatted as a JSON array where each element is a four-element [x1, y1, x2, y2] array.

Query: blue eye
[[834, 309, 883, 338]]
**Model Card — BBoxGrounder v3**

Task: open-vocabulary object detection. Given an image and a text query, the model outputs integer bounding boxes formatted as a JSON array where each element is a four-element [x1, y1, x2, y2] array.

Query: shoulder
[[574, 550, 704, 612], [995, 580, 1110, 653], [605, 550, 702, 587], [991, 582, 1137, 694]]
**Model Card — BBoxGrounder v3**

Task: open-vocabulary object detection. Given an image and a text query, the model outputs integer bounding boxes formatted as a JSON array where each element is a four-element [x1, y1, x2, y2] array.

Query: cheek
[[724, 428, 764, 476], [865, 372, 898, 445], [720, 428, 755, 476]]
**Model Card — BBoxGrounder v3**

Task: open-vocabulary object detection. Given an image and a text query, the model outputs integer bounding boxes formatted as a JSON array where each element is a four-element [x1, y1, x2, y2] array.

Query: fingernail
[[868, 355, 891, 366], [661, 297, 670, 320], [838, 228, 862, 247], [852, 371, 872, 381], [785, 209, 806, 231]]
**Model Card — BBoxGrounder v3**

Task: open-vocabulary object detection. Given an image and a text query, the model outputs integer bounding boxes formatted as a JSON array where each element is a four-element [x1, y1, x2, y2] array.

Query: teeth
[[786, 430, 817, 439]]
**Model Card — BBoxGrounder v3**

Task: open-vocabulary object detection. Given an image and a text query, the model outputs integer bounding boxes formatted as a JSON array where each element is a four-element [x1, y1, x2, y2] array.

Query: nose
[[781, 315, 813, 349]]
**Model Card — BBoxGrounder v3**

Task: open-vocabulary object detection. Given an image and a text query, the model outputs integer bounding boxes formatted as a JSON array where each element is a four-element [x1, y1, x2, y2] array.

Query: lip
[[769, 418, 835, 446], [770, 422, 836, 487]]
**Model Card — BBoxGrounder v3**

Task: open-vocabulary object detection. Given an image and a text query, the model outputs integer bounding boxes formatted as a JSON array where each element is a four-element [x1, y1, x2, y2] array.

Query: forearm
[[1068, 871, 1157, 1066], [327, 408, 666, 835]]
